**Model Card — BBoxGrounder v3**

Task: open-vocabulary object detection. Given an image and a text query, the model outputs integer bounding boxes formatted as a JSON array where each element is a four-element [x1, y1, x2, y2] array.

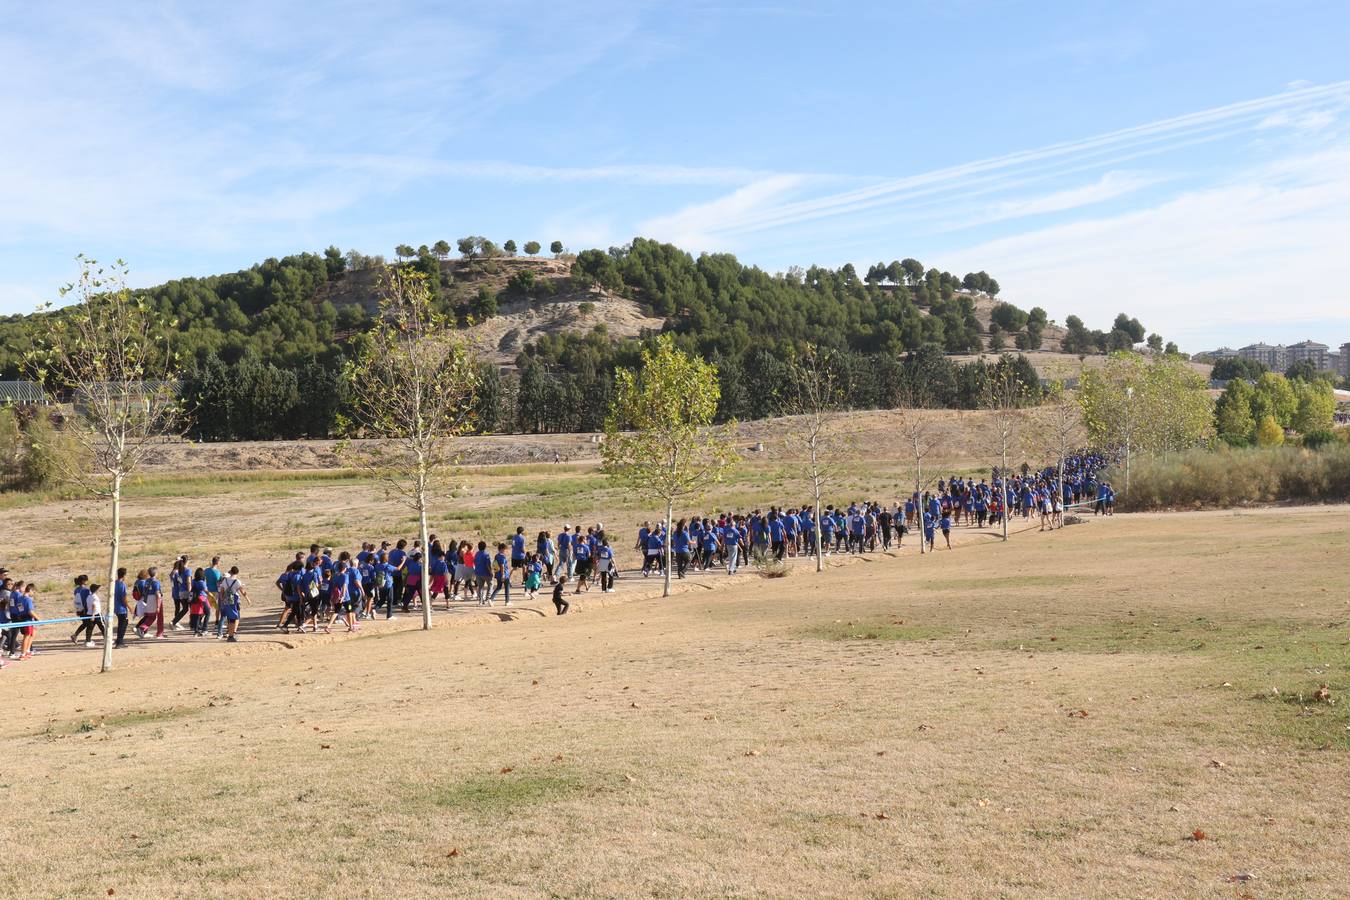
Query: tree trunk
[[418, 498, 432, 630], [916, 453, 924, 555], [662, 500, 673, 598], [1001, 451, 1010, 542], [101, 475, 122, 673], [813, 494, 823, 573]]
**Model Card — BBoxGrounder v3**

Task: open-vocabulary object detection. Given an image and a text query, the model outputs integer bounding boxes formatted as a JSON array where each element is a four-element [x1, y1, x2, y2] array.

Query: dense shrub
[[1301, 429, 1337, 449], [1116, 445, 1350, 510]]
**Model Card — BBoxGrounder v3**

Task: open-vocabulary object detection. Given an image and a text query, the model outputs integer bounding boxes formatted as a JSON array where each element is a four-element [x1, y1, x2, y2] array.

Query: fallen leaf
[[917, 723, 933, 731], [744, 749, 760, 757], [320, 744, 331, 750], [629, 702, 639, 709], [552, 754, 564, 762], [1190, 829, 1207, 841], [876, 750, 887, 756], [1068, 709, 1089, 718], [500, 767, 514, 774], [531, 680, 539, 686], [623, 773, 636, 783], [1224, 873, 1255, 884], [447, 848, 460, 858], [1208, 759, 1227, 769], [874, 812, 890, 820]]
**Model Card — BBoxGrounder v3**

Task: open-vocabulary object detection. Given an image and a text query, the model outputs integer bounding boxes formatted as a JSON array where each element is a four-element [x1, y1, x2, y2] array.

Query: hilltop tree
[[394, 244, 415, 262], [28, 257, 181, 672], [342, 269, 480, 630], [550, 240, 564, 256], [503, 240, 517, 256], [432, 240, 451, 260], [323, 246, 346, 279], [602, 334, 737, 597], [524, 240, 541, 256], [1112, 313, 1145, 344], [457, 236, 481, 259]]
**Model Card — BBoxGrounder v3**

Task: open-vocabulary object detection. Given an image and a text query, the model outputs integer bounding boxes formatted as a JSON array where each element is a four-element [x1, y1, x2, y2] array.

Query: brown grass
[[3, 499, 1348, 897]]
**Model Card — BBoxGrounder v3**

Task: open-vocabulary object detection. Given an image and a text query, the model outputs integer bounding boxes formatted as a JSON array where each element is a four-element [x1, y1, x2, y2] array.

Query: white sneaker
[[84, 641, 95, 648], [173, 624, 185, 631]]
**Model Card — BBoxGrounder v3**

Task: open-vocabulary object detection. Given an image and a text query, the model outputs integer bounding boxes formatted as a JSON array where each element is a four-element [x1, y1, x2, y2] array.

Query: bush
[[0, 406, 21, 487], [1116, 444, 1350, 510], [1302, 429, 1337, 450], [21, 414, 84, 490]]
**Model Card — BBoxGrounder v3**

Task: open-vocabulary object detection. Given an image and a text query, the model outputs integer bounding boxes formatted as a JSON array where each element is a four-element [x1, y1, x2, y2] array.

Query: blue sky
[[3, 1, 1349, 351]]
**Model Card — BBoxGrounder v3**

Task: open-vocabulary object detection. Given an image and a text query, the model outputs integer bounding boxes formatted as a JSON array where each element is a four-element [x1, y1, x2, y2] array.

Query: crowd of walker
[[0, 452, 1116, 664]]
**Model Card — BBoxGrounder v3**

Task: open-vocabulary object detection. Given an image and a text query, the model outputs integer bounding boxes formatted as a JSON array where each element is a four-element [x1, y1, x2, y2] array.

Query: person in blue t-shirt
[[511, 527, 527, 583], [489, 543, 511, 605], [112, 568, 130, 648], [938, 513, 952, 550], [573, 534, 593, 591], [473, 542, 493, 606], [674, 520, 693, 578], [922, 510, 936, 552]]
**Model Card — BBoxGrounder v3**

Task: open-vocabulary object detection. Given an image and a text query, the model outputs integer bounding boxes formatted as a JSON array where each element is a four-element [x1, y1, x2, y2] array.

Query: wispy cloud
[[936, 147, 1350, 345], [661, 80, 1350, 239], [639, 175, 809, 246]]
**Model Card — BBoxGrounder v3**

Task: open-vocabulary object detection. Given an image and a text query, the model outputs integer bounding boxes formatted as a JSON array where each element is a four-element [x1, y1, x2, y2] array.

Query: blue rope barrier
[[0, 614, 102, 631]]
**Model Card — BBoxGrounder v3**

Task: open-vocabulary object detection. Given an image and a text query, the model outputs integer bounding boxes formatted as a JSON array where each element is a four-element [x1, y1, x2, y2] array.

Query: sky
[[2, 0, 1349, 351]]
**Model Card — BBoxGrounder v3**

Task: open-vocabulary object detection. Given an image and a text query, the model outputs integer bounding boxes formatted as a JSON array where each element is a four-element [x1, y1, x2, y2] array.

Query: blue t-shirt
[[511, 534, 526, 559], [474, 550, 492, 577], [558, 532, 573, 552], [204, 567, 222, 593], [388, 548, 407, 568], [494, 552, 510, 577], [113, 581, 129, 616]]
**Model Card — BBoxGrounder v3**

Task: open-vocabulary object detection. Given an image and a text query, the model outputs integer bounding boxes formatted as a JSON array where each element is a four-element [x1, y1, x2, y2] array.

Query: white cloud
[[638, 175, 809, 249], [684, 80, 1350, 238], [936, 147, 1350, 346]]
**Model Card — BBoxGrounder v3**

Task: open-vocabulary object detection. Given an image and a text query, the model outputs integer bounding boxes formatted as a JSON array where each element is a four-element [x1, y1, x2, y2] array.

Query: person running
[[10, 583, 36, 660], [551, 575, 570, 615], [217, 566, 248, 643], [489, 543, 511, 606], [137, 567, 165, 639], [473, 542, 492, 606], [939, 512, 953, 550], [573, 535, 592, 593], [523, 553, 543, 600], [70, 575, 102, 647], [510, 527, 527, 584], [169, 558, 191, 632], [189, 568, 210, 636]]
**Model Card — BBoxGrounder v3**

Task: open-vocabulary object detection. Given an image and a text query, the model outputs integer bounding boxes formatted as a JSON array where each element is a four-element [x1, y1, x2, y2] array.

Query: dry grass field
[[5, 454, 1349, 898]]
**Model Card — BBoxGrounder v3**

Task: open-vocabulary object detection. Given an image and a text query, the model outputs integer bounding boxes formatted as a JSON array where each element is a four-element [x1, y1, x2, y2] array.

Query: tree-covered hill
[[0, 238, 1165, 440]]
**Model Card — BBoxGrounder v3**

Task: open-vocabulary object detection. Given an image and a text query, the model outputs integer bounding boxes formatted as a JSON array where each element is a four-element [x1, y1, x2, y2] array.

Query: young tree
[[503, 239, 517, 256], [787, 346, 850, 572], [28, 257, 180, 672], [524, 241, 541, 256], [343, 269, 480, 630], [1038, 382, 1085, 519], [984, 364, 1030, 542], [550, 240, 564, 256], [602, 334, 737, 597], [893, 380, 940, 554]]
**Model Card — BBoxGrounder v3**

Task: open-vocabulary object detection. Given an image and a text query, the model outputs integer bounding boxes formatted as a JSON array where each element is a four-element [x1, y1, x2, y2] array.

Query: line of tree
[[0, 238, 1160, 440]]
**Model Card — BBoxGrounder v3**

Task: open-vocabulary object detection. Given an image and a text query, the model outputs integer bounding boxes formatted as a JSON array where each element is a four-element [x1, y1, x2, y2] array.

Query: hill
[[0, 238, 1169, 440]]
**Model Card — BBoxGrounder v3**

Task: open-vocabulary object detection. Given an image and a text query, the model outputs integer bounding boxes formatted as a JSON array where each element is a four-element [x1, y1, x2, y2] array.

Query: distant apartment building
[[1207, 347, 1239, 360], [1238, 342, 1287, 371], [1287, 340, 1330, 371], [1341, 343, 1350, 377]]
